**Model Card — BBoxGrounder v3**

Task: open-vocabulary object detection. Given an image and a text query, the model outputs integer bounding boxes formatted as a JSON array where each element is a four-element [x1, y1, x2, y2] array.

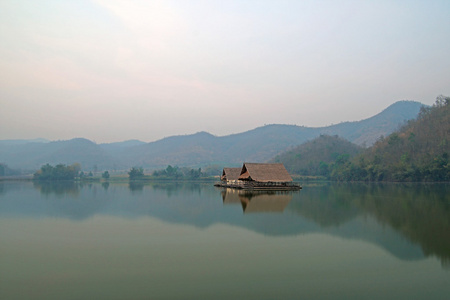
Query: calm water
[[0, 181, 449, 300]]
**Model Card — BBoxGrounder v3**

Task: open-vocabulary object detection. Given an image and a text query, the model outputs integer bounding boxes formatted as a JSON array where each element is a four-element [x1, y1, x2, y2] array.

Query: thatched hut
[[221, 167, 242, 183], [238, 163, 301, 190], [214, 167, 243, 188]]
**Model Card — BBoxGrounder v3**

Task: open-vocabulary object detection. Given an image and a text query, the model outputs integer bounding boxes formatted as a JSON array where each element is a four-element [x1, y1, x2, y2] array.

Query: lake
[[0, 181, 449, 300]]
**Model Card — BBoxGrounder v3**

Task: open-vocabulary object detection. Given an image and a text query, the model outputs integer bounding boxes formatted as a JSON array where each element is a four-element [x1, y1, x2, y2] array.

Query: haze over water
[[1, 181, 449, 299]]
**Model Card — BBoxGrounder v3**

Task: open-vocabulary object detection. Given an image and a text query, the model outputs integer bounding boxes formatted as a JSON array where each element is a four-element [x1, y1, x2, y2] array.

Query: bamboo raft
[[214, 181, 301, 191]]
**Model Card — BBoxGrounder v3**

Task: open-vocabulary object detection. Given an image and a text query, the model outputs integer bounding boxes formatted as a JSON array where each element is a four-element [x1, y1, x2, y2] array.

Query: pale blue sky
[[1, 0, 449, 143]]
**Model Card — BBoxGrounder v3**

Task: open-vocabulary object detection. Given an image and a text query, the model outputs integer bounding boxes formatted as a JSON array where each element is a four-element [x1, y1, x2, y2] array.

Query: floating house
[[215, 167, 243, 188], [221, 168, 242, 183], [238, 163, 301, 190], [215, 163, 301, 190]]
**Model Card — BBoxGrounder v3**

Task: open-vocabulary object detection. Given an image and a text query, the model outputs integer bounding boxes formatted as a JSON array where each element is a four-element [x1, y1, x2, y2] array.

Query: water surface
[[0, 181, 449, 299]]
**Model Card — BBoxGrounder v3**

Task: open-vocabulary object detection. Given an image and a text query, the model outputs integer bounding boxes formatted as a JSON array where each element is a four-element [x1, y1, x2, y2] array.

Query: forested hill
[[270, 135, 363, 177], [349, 96, 450, 181], [0, 100, 424, 171], [274, 96, 449, 181]]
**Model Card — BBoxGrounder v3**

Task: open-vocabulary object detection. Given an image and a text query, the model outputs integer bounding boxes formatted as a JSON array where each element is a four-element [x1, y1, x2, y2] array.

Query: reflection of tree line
[[289, 183, 450, 267], [128, 181, 204, 197], [33, 181, 82, 197], [30, 182, 110, 220], [34, 180, 207, 198], [34, 181, 110, 196]]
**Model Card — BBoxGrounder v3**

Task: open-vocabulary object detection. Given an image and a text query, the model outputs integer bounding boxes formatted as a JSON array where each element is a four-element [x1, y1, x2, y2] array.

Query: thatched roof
[[238, 163, 293, 182], [221, 167, 242, 181]]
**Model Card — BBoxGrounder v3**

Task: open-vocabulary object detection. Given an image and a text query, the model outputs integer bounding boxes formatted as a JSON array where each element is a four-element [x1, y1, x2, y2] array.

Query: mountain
[[307, 96, 449, 181], [347, 96, 450, 181], [318, 100, 425, 145], [120, 126, 320, 169], [0, 138, 49, 146], [270, 135, 363, 176], [120, 101, 424, 168], [0, 138, 120, 171], [0, 101, 425, 172], [99, 140, 146, 157]]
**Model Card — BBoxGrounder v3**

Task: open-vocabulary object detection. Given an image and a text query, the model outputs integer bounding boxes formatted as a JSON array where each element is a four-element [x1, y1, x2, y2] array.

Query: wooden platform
[[214, 181, 301, 191]]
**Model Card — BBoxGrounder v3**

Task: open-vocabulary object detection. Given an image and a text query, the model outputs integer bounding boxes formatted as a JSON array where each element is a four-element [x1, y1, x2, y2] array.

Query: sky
[[1, 0, 449, 143]]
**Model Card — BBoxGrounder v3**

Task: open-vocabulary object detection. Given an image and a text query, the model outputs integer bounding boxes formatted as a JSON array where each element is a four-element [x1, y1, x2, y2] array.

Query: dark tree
[[102, 171, 110, 179], [128, 167, 144, 180], [33, 163, 80, 181]]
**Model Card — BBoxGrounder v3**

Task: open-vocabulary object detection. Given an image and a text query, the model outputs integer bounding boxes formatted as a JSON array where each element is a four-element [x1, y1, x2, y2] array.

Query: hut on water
[[216, 167, 242, 187], [238, 163, 301, 190]]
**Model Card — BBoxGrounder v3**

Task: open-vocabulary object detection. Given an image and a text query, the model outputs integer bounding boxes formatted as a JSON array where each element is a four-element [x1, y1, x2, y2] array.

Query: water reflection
[[0, 181, 449, 267], [222, 189, 294, 212], [33, 181, 81, 197], [238, 191, 292, 213], [294, 183, 450, 267], [128, 181, 144, 193], [101, 181, 109, 191], [221, 188, 240, 204]]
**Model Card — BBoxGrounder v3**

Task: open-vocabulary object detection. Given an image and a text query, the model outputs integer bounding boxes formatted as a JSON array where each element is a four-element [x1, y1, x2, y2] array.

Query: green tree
[[128, 167, 144, 180], [33, 163, 80, 181], [102, 171, 110, 179]]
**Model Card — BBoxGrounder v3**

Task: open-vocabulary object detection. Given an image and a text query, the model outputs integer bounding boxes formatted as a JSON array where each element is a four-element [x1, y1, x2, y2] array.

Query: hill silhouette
[[0, 100, 424, 171], [120, 101, 423, 169]]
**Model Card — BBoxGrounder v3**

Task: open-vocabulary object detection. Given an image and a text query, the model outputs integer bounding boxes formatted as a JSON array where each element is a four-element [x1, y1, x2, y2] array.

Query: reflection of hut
[[221, 188, 241, 204], [239, 191, 292, 213], [238, 163, 301, 190]]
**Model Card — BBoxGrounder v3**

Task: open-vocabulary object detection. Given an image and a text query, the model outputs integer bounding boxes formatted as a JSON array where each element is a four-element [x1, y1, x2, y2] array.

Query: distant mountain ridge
[[0, 101, 425, 171], [319, 100, 425, 145]]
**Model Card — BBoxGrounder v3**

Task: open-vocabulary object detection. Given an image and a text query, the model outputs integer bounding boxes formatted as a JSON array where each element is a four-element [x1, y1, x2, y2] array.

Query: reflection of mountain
[[0, 181, 449, 266], [287, 184, 359, 227], [291, 183, 450, 265], [238, 191, 292, 213]]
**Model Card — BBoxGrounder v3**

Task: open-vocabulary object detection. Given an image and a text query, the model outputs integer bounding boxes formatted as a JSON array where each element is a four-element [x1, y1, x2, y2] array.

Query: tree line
[[33, 163, 81, 181], [33, 163, 108, 181], [31, 163, 206, 181], [128, 165, 203, 180]]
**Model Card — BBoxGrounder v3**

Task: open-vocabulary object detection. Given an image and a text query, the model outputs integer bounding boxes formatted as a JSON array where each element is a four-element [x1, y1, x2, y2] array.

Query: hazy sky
[[1, 0, 449, 143]]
